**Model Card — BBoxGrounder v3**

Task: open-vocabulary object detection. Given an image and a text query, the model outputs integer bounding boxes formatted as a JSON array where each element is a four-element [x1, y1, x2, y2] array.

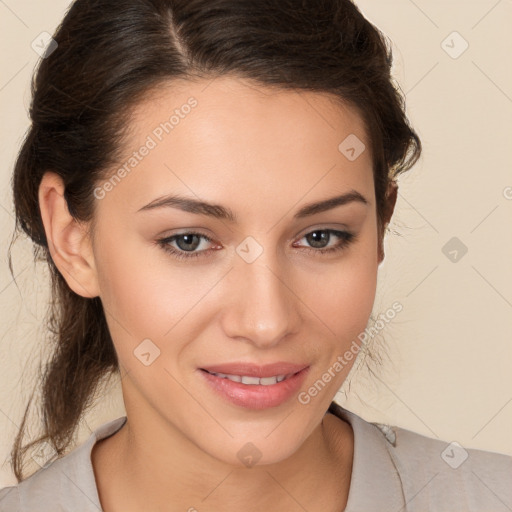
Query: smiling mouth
[[199, 366, 310, 409], [201, 369, 298, 386]]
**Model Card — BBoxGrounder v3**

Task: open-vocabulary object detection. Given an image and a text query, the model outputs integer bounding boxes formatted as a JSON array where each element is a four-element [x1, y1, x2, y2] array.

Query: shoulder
[[0, 416, 127, 512], [0, 485, 20, 511], [0, 446, 96, 512], [329, 402, 512, 511], [381, 421, 512, 510]]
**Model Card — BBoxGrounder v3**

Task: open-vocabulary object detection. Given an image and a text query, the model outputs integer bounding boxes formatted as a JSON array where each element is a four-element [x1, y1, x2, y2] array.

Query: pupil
[[177, 234, 200, 251], [307, 230, 329, 248]]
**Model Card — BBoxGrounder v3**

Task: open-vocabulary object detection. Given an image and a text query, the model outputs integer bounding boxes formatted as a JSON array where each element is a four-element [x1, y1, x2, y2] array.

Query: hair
[[7, 0, 420, 482]]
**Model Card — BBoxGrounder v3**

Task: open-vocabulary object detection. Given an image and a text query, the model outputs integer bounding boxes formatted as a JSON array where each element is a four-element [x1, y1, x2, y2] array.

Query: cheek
[[93, 227, 174, 342], [93, 229, 222, 357], [301, 234, 379, 342]]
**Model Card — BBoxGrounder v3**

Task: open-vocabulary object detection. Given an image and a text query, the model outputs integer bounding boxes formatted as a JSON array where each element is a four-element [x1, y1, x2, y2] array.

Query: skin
[[38, 76, 397, 512]]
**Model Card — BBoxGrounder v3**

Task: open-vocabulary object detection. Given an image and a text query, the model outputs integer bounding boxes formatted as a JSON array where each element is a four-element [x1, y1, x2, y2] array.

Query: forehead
[[97, 76, 374, 217], [129, 75, 369, 152]]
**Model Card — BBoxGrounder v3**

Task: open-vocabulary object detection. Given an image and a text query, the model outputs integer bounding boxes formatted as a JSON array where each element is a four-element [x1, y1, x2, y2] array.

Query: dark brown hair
[[7, 0, 420, 482]]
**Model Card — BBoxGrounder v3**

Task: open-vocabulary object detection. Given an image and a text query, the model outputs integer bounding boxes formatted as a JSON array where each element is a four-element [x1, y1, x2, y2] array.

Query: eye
[[156, 228, 356, 261], [293, 229, 356, 256], [156, 231, 218, 261]]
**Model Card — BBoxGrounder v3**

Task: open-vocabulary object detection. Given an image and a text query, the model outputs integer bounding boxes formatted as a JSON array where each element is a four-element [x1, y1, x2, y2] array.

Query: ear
[[38, 171, 100, 298], [377, 180, 398, 265]]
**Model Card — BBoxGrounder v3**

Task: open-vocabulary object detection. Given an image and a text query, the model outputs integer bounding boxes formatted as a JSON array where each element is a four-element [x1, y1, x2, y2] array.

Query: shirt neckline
[[17, 403, 404, 511]]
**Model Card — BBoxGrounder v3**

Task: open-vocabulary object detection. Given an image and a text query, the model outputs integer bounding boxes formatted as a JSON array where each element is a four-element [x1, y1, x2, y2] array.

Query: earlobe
[[377, 180, 398, 265], [38, 171, 100, 298]]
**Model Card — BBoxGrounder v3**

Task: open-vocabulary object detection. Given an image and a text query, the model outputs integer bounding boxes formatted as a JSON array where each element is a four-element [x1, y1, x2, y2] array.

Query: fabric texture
[[1, 402, 511, 511]]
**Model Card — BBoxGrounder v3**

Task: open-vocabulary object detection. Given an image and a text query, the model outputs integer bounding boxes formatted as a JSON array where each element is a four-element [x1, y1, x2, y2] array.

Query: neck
[[93, 404, 353, 512]]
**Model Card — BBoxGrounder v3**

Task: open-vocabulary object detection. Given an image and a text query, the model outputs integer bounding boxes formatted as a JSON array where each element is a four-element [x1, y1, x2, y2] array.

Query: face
[[88, 76, 382, 466]]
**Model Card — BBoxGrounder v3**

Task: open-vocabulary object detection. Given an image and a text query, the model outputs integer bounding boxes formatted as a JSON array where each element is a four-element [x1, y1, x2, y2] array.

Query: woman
[[1, 0, 511, 510]]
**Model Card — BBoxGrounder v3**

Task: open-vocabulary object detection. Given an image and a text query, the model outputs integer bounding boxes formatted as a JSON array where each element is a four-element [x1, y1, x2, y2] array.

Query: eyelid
[[158, 224, 350, 246], [294, 223, 350, 239]]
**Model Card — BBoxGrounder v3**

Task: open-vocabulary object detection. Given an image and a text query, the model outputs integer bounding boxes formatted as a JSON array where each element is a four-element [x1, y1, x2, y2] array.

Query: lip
[[200, 362, 308, 378], [198, 363, 310, 410]]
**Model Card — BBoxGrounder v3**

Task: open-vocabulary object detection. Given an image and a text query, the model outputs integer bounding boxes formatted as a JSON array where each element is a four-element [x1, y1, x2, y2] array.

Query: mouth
[[200, 369, 299, 386], [198, 363, 310, 409]]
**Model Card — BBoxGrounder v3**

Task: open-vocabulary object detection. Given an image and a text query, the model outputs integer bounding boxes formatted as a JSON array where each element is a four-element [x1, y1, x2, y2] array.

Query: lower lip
[[199, 367, 310, 410]]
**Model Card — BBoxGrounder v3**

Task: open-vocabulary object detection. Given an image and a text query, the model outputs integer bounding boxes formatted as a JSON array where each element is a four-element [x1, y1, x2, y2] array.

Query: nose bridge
[[221, 247, 299, 348]]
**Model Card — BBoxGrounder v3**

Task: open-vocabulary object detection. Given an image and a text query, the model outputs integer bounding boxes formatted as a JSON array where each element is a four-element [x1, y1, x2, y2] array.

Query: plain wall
[[1, 0, 511, 487]]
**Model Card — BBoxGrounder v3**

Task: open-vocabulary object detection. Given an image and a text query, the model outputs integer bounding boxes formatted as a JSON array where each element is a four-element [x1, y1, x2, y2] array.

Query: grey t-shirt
[[1, 402, 511, 511]]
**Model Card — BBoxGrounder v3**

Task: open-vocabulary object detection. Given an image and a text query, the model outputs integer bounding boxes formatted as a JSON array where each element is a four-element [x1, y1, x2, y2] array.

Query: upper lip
[[200, 362, 309, 378]]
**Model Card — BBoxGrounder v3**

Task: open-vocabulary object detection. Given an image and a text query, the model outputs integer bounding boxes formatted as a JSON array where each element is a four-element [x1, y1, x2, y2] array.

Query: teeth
[[209, 371, 289, 385], [241, 376, 261, 385]]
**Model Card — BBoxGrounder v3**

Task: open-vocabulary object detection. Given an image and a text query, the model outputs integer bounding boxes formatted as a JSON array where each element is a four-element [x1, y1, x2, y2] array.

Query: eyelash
[[156, 229, 356, 261]]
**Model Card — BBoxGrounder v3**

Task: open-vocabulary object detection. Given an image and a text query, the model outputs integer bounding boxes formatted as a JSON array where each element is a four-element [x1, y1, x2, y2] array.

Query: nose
[[220, 252, 302, 349]]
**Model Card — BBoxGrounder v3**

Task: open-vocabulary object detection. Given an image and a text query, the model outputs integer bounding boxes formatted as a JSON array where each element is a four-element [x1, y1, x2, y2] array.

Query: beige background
[[1, 0, 511, 487]]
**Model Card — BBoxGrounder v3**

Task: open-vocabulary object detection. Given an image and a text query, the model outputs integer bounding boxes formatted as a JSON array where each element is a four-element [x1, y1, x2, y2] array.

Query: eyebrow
[[137, 189, 369, 221]]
